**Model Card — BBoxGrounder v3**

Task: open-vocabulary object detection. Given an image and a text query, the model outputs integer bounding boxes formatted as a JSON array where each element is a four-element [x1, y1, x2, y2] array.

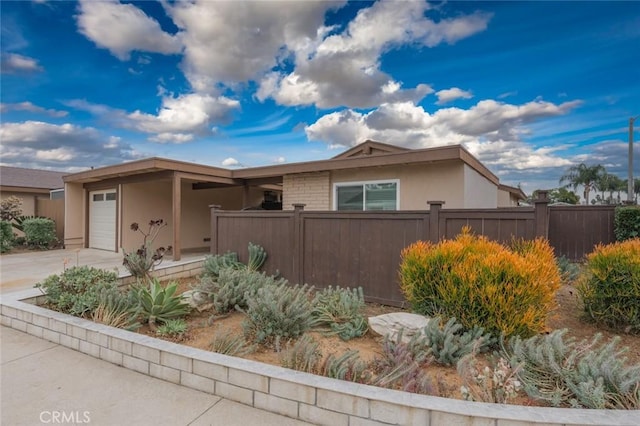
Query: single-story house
[[62, 141, 526, 260], [0, 166, 65, 216]]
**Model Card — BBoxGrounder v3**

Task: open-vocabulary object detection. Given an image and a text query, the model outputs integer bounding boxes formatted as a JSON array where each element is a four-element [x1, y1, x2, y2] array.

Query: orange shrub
[[399, 228, 561, 338]]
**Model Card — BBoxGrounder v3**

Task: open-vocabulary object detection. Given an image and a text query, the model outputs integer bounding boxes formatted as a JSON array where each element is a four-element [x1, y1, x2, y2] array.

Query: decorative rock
[[368, 312, 430, 343], [181, 290, 208, 308]]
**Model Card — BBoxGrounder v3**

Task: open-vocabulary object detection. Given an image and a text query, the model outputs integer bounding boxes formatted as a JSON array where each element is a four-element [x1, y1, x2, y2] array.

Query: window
[[334, 180, 398, 211], [105, 192, 116, 201], [93, 194, 104, 202]]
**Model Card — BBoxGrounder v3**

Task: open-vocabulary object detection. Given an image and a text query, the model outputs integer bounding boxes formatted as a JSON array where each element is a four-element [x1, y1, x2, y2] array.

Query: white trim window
[[333, 180, 399, 211]]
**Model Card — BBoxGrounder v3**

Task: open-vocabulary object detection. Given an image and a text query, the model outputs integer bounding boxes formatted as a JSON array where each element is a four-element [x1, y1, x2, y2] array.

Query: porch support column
[[172, 172, 182, 261], [242, 183, 250, 209]]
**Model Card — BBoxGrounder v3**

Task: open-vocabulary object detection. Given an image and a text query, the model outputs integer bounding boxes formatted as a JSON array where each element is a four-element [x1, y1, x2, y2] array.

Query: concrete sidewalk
[[0, 327, 313, 426], [0, 249, 315, 426]]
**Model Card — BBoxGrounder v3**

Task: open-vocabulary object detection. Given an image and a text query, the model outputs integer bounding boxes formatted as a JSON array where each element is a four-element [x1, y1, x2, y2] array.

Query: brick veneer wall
[[282, 172, 330, 210]]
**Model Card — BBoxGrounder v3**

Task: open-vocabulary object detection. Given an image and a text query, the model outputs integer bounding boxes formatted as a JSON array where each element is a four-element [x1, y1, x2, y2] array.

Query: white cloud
[[436, 87, 473, 105], [0, 101, 67, 117], [305, 98, 582, 171], [167, 0, 342, 92], [126, 93, 239, 136], [221, 157, 239, 167], [0, 53, 42, 73], [258, 1, 490, 109], [66, 93, 239, 143], [274, 156, 286, 164], [0, 121, 139, 169], [76, 0, 181, 60]]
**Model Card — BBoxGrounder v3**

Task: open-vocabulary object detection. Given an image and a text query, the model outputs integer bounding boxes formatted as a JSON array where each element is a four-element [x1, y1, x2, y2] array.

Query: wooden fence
[[36, 198, 64, 241], [210, 196, 616, 306]]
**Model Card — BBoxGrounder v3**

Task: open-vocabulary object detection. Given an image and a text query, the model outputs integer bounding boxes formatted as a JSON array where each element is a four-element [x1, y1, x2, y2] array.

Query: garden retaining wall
[[0, 261, 636, 426]]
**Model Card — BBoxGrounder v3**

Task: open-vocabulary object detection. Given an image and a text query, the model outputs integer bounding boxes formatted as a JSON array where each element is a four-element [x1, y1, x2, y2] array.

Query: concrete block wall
[[282, 172, 330, 210]]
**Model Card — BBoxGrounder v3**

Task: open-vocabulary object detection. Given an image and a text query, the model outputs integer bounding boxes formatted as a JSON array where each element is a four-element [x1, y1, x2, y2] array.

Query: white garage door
[[89, 189, 116, 251]]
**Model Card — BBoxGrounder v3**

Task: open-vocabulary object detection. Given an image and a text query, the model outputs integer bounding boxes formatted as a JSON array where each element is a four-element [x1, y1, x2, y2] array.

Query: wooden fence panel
[[438, 209, 535, 243], [35, 198, 64, 241], [301, 212, 428, 305], [210, 201, 616, 306], [212, 211, 296, 279], [548, 206, 615, 260]]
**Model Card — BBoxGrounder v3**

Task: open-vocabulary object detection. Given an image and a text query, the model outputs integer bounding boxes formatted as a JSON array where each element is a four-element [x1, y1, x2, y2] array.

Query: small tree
[[0, 196, 23, 222], [122, 219, 172, 281]]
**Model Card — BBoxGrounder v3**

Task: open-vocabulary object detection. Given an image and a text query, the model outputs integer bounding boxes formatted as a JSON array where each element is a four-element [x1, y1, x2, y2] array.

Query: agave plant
[[131, 278, 190, 329]]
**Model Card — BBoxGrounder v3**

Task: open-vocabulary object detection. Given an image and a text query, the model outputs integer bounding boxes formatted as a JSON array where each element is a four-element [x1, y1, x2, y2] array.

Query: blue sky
[[1, 0, 639, 195]]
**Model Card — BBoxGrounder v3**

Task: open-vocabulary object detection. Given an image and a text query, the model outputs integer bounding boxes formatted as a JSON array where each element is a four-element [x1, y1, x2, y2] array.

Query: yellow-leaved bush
[[578, 238, 640, 332], [399, 228, 561, 338]]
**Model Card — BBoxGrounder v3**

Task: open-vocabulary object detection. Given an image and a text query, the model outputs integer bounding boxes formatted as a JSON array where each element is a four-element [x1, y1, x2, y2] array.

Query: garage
[[89, 189, 116, 251]]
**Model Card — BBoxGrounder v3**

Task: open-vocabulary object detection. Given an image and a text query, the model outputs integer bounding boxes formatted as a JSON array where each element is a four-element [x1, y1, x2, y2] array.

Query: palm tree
[[596, 173, 614, 203], [559, 163, 606, 205]]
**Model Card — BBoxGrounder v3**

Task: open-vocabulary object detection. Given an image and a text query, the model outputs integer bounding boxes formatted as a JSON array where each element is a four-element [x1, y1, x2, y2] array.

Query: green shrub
[[614, 206, 640, 241], [247, 242, 267, 271], [23, 217, 56, 249], [91, 289, 139, 329], [320, 350, 369, 383], [556, 255, 581, 283], [0, 220, 13, 253], [196, 268, 286, 314], [202, 252, 243, 279], [210, 327, 256, 356], [578, 239, 640, 332], [421, 317, 494, 366], [399, 228, 561, 338], [35, 266, 119, 316], [504, 329, 640, 409], [156, 319, 188, 338], [241, 283, 314, 348], [311, 286, 368, 340], [279, 335, 322, 373], [130, 278, 190, 327]]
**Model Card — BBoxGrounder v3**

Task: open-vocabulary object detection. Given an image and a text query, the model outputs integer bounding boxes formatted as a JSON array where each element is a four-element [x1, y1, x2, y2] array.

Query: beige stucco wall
[[328, 162, 466, 210], [498, 189, 520, 207], [463, 165, 498, 208], [63, 182, 85, 249], [0, 191, 43, 217], [121, 180, 265, 252], [282, 172, 331, 210]]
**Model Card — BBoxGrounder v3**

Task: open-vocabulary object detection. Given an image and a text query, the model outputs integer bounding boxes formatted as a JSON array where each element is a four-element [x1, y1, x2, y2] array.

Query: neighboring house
[[0, 166, 66, 216], [62, 141, 525, 260], [498, 184, 527, 207]]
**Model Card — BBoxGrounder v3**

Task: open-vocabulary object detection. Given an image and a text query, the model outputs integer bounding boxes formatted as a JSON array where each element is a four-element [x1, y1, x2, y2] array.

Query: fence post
[[292, 204, 306, 285], [209, 205, 221, 254], [427, 201, 444, 243], [534, 191, 550, 238]]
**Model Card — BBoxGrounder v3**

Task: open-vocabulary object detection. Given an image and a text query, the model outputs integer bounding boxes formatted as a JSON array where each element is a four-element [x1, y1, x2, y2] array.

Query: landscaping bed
[[29, 235, 640, 412]]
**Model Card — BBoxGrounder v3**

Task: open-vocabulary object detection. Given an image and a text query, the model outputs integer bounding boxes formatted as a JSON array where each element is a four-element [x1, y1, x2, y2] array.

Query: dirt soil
[[137, 278, 640, 406]]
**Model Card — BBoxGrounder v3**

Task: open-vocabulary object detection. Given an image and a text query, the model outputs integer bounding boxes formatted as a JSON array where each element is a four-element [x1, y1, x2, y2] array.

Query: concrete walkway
[[0, 249, 315, 426]]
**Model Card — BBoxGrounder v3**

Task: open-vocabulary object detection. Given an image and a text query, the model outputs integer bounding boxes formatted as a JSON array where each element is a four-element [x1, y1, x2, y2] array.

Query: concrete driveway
[[0, 248, 206, 294], [0, 248, 124, 294]]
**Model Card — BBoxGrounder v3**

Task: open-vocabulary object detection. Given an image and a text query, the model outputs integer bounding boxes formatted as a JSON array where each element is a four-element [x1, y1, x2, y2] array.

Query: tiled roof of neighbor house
[[0, 166, 66, 190]]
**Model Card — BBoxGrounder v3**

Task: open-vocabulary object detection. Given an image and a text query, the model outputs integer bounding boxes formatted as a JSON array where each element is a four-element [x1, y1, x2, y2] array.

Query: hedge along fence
[[2, 288, 638, 426]]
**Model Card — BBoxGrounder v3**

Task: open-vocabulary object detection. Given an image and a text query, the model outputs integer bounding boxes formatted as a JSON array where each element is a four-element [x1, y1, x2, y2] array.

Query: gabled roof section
[[0, 166, 66, 190], [498, 184, 527, 201], [332, 140, 409, 159]]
